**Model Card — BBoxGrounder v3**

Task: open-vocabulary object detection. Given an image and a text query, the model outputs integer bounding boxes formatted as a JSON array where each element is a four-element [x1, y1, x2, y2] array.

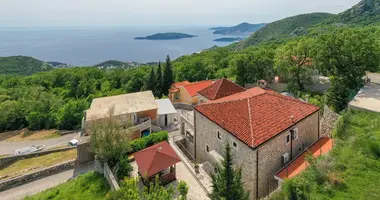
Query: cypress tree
[[156, 61, 163, 98], [162, 55, 174, 96], [144, 66, 156, 95], [209, 143, 250, 200]]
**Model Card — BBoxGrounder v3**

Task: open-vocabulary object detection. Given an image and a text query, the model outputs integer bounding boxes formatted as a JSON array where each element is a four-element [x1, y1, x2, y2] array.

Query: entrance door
[[165, 115, 168, 126]]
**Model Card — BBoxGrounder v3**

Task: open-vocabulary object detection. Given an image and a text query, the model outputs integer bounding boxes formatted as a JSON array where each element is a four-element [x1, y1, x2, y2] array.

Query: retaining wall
[[104, 163, 120, 191], [0, 147, 76, 170], [0, 159, 76, 192]]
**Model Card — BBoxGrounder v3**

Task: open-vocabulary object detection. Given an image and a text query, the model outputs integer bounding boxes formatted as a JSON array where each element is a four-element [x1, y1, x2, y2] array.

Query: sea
[[0, 26, 239, 66]]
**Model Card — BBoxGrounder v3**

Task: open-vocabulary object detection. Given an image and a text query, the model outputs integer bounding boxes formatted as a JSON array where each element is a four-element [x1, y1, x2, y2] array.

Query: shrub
[[177, 181, 189, 200], [128, 131, 168, 154], [117, 156, 133, 180]]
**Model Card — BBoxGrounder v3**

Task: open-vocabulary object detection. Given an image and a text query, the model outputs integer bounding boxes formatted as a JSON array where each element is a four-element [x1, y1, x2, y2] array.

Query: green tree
[[156, 61, 163, 98], [162, 55, 174, 96], [90, 106, 132, 167], [313, 28, 380, 111], [209, 143, 250, 200], [56, 99, 88, 130], [276, 38, 314, 91], [107, 178, 140, 200], [144, 67, 157, 94], [235, 55, 247, 86]]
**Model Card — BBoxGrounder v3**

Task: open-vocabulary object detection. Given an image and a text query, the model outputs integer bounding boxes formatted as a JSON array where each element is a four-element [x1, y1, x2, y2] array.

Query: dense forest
[[0, 0, 379, 133]]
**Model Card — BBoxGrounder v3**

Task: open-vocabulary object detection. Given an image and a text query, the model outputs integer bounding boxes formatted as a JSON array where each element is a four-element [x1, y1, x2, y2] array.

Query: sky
[[0, 0, 360, 27]]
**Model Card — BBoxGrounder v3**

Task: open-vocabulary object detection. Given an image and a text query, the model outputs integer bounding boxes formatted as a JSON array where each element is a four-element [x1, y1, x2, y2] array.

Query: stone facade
[[194, 110, 320, 199], [257, 111, 319, 198], [195, 111, 257, 198], [320, 105, 340, 137]]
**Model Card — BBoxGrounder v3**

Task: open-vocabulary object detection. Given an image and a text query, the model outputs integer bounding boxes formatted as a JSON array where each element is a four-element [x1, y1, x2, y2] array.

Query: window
[[217, 131, 221, 140], [291, 128, 299, 140], [286, 134, 290, 144], [282, 153, 290, 165], [206, 145, 210, 153], [232, 141, 237, 148]]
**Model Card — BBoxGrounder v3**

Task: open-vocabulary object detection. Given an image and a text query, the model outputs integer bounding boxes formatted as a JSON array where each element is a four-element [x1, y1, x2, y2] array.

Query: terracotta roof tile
[[198, 79, 246, 100], [195, 87, 319, 147], [134, 141, 181, 177], [173, 81, 191, 88], [183, 80, 213, 97]]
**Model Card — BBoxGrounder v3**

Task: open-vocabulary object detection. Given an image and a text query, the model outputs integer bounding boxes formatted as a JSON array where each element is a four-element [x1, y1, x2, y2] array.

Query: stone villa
[[176, 79, 322, 199]]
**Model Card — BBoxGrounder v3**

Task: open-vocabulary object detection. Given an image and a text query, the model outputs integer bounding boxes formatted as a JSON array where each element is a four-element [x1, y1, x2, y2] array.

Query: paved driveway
[[0, 133, 78, 155]]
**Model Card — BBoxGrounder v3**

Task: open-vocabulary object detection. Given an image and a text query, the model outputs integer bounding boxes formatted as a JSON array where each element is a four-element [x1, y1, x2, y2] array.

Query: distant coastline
[[213, 37, 242, 42], [134, 32, 197, 40]]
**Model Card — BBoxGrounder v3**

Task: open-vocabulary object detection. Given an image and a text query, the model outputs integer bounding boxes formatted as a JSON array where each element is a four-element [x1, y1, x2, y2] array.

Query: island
[[134, 32, 197, 40], [210, 22, 267, 35], [213, 37, 242, 42]]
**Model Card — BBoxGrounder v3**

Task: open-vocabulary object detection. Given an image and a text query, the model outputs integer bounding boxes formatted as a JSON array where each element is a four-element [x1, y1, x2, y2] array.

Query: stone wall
[[257, 111, 319, 198], [0, 159, 76, 192], [77, 137, 95, 165], [195, 111, 257, 199], [173, 102, 193, 110], [320, 105, 340, 137], [0, 147, 76, 170], [195, 110, 320, 199], [104, 163, 120, 191]]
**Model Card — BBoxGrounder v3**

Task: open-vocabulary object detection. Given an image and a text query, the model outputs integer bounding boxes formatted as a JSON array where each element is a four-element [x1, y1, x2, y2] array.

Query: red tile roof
[[134, 141, 181, 177], [173, 81, 191, 88], [183, 80, 213, 97], [276, 137, 333, 180], [198, 79, 246, 100], [195, 87, 320, 148]]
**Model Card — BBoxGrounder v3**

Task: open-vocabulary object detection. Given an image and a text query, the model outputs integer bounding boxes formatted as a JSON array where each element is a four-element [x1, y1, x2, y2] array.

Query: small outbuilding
[[134, 141, 181, 185], [155, 99, 177, 127]]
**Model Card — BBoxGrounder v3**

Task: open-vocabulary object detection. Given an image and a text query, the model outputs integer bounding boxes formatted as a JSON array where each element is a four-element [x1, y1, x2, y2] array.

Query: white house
[[155, 99, 177, 127]]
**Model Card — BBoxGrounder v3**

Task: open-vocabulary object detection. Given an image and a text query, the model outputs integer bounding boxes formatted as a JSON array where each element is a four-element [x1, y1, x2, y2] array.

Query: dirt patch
[[1, 129, 61, 142]]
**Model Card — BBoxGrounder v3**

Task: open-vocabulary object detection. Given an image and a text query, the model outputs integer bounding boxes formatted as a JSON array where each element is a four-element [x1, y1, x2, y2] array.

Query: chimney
[[257, 80, 267, 88]]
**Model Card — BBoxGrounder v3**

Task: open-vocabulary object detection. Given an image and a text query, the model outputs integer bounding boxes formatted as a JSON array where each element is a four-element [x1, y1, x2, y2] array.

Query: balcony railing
[[129, 118, 151, 132]]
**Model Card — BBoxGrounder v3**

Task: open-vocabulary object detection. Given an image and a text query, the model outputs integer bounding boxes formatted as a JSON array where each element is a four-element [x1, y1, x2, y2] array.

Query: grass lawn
[[0, 149, 77, 180], [272, 110, 380, 200], [24, 172, 110, 200]]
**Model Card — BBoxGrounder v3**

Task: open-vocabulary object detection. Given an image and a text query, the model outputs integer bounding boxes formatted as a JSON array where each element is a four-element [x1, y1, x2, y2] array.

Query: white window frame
[[282, 153, 290, 165], [291, 128, 299, 141]]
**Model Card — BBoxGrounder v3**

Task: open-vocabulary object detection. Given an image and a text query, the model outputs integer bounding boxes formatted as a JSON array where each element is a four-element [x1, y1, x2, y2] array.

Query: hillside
[[212, 22, 267, 35], [236, 13, 335, 48], [94, 60, 141, 69], [330, 0, 380, 25], [0, 56, 52, 75]]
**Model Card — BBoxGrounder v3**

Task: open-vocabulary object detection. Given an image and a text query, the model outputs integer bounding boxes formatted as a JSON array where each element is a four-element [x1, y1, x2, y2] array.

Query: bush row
[[128, 131, 168, 154]]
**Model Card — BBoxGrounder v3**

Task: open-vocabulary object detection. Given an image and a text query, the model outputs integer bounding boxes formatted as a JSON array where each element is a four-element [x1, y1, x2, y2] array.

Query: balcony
[[129, 117, 151, 132]]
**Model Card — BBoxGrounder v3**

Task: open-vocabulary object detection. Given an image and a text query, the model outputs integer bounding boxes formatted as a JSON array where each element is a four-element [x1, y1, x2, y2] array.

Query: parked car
[[14, 144, 45, 155]]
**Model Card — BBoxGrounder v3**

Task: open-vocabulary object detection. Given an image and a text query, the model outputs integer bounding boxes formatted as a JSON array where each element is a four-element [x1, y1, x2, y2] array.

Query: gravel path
[[0, 133, 78, 155]]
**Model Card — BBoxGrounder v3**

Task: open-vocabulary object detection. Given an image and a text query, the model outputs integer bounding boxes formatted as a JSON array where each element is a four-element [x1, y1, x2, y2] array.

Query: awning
[[134, 141, 181, 177]]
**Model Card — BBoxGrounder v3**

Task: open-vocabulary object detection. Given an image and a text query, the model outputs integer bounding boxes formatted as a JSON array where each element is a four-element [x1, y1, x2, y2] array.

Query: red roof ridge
[[247, 98, 254, 146], [264, 90, 320, 110], [213, 79, 224, 99]]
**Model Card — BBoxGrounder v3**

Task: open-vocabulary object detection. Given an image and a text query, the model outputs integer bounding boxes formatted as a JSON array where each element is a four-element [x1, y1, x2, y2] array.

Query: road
[[0, 162, 94, 200], [0, 133, 78, 155]]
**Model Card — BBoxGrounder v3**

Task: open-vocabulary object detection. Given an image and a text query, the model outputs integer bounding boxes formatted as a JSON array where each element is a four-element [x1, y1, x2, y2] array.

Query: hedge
[[128, 131, 168, 154]]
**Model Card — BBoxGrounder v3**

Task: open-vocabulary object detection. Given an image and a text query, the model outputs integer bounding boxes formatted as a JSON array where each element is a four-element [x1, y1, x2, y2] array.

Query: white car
[[14, 144, 45, 155]]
